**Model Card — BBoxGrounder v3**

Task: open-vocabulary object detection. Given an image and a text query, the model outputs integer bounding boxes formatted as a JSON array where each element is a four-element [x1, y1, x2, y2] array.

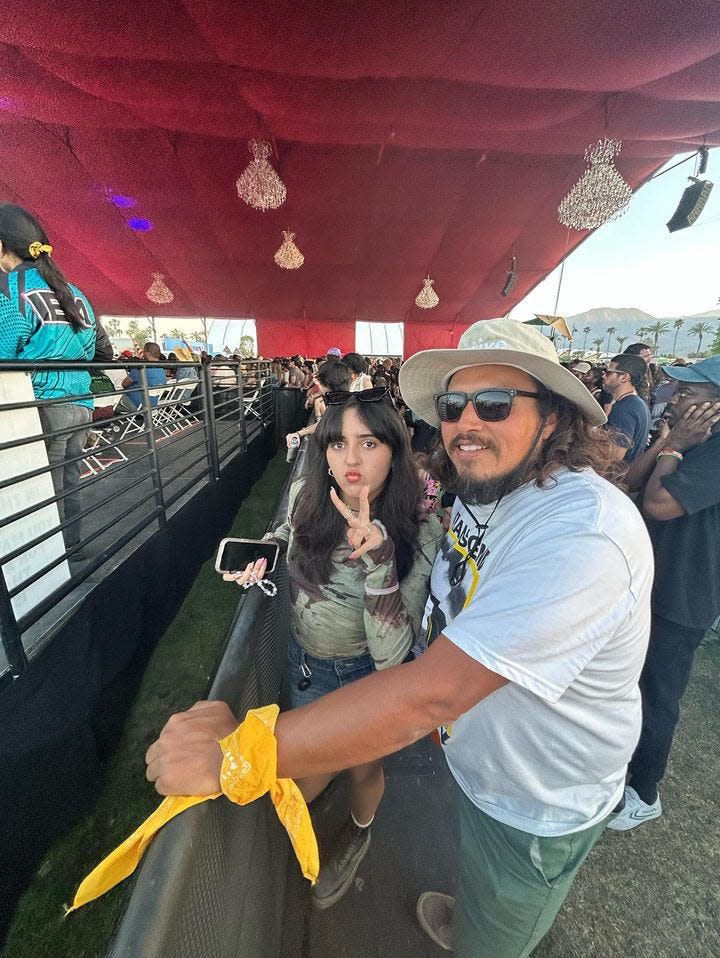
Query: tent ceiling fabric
[[1, 1, 718, 350]]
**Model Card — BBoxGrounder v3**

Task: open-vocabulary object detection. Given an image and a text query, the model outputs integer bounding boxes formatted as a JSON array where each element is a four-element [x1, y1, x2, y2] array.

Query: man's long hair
[[426, 383, 627, 493], [290, 397, 422, 584]]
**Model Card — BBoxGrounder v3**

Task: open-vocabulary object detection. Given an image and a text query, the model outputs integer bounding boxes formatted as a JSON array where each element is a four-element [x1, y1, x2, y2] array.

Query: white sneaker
[[607, 786, 662, 831]]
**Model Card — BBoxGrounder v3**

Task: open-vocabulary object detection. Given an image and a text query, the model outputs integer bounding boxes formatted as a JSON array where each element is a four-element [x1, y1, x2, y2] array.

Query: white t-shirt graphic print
[[421, 468, 653, 836]]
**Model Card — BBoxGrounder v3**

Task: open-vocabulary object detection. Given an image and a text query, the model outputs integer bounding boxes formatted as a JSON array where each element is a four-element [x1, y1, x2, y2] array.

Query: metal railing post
[[139, 366, 167, 528], [237, 362, 248, 453], [0, 567, 26, 678], [201, 362, 221, 480]]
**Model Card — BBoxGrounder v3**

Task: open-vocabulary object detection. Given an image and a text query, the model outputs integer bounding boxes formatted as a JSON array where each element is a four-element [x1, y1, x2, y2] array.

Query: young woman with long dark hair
[[0, 203, 112, 550], [227, 391, 443, 908]]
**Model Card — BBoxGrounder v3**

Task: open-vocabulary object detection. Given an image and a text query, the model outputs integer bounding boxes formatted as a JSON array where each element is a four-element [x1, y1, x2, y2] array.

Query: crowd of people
[[3, 202, 719, 957]]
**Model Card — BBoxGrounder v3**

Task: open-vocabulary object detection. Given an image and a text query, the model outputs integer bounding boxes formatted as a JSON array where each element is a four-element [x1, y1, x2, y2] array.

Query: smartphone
[[215, 537, 279, 575]]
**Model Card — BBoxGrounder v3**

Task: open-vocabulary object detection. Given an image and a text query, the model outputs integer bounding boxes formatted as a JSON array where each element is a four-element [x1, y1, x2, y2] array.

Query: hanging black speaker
[[667, 176, 714, 233]]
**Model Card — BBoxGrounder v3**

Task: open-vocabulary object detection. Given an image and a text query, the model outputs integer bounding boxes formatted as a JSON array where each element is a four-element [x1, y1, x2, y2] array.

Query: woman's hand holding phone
[[330, 485, 385, 559], [223, 557, 268, 587]]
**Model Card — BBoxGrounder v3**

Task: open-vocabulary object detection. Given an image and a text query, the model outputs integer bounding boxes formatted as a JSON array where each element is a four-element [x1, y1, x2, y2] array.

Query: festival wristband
[[656, 448, 684, 462], [68, 705, 318, 913]]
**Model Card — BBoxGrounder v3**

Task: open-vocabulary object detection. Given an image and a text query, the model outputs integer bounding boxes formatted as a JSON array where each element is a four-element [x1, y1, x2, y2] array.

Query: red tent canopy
[[1, 1, 718, 355]]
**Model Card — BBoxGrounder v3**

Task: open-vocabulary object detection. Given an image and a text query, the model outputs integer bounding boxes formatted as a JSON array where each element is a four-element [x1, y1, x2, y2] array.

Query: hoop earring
[[328, 468, 333, 477]]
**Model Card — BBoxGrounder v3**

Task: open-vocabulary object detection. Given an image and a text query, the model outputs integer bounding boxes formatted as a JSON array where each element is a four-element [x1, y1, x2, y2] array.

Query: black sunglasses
[[434, 388, 541, 423], [325, 387, 390, 405]]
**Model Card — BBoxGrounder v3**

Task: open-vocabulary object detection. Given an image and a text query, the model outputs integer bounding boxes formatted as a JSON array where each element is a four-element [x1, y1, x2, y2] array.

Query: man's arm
[[625, 421, 669, 491], [642, 402, 720, 521], [146, 636, 507, 795], [275, 636, 507, 779], [286, 421, 317, 447]]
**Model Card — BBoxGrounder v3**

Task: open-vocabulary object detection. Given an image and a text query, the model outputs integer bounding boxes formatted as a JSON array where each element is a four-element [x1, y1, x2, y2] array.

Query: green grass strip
[[4, 450, 290, 958]]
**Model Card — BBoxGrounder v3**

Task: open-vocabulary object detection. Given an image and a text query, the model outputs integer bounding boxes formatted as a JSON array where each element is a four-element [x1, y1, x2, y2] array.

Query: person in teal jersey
[[0, 203, 110, 550]]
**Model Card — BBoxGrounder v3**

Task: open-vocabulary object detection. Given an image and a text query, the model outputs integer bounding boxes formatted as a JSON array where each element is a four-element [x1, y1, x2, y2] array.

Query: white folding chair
[[154, 384, 199, 435], [242, 383, 263, 423], [82, 427, 129, 475]]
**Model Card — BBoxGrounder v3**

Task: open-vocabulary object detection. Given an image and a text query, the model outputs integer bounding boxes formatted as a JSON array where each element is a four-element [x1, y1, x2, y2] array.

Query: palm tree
[[126, 319, 152, 348], [605, 326, 616, 355], [671, 318, 685, 356], [710, 321, 720, 357], [647, 321, 670, 355], [616, 335, 627, 352], [582, 325, 592, 352], [591, 337, 604, 360], [635, 327, 648, 340], [689, 321, 712, 356], [104, 317, 123, 337]]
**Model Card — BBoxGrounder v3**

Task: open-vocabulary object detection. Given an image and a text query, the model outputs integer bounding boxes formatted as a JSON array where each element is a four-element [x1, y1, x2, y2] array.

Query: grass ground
[[537, 633, 720, 958], [2, 450, 291, 958]]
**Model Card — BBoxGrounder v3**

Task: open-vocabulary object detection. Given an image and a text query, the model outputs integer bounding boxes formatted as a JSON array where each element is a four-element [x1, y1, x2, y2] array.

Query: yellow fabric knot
[[28, 241, 53, 258], [67, 705, 318, 914], [217, 705, 318, 883]]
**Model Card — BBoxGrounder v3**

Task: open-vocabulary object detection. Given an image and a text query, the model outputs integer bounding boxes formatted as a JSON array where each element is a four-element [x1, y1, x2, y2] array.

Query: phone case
[[215, 537, 279, 575]]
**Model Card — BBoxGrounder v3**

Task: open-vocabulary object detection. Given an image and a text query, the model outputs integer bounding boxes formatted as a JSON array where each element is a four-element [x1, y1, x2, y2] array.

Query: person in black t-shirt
[[610, 357, 720, 831]]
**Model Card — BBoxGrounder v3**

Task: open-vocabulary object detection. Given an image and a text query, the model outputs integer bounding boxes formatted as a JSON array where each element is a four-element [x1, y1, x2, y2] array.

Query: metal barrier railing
[[105, 444, 305, 958], [0, 359, 275, 682]]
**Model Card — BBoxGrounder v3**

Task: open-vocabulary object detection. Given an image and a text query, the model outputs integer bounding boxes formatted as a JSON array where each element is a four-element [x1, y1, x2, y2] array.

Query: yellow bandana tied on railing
[[67, 705, 319, 913]]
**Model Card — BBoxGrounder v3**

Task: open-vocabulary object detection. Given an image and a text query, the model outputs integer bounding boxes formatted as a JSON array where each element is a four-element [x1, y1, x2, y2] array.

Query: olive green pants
[[456, 789, 610, 958]]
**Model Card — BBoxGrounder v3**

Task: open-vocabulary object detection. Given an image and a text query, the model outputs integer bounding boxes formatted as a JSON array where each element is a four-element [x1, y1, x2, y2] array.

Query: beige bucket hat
[[399, 318, 606, 426]]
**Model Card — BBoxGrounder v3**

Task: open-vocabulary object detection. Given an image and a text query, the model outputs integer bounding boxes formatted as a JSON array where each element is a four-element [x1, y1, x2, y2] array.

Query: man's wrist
[[656, 448, 684, 462]]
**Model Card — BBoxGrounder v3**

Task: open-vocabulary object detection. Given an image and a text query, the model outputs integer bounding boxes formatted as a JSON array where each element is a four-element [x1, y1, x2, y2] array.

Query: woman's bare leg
[[296, 772, 337, 804], [348, 760, 384, 825]]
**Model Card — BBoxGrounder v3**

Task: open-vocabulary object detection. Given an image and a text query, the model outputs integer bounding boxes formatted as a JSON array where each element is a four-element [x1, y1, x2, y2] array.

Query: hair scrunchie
[[28, 241, 53, 259]]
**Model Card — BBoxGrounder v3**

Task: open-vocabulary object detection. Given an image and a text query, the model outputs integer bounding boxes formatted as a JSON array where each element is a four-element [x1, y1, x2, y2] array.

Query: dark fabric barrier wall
[[0, 390, 307, 944], [105, 441, 309, 958]]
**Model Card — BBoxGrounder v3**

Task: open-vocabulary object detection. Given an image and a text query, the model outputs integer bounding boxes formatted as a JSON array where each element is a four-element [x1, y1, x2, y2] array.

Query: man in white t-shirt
[[146, 319, 653, 958]]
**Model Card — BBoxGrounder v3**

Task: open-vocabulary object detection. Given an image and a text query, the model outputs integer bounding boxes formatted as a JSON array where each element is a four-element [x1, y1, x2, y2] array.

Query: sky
[[105, 149, 720, 355], [509, 148, 720, 322]]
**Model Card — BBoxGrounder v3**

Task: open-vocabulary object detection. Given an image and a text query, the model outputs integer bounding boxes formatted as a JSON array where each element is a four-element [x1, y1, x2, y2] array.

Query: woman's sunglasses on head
[[434, 387, 540, 423], [325, 387, 390, 405]]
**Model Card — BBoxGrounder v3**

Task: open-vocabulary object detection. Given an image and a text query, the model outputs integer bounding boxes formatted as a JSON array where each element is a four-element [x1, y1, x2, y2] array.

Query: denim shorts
[[287, 632, 375, 710]]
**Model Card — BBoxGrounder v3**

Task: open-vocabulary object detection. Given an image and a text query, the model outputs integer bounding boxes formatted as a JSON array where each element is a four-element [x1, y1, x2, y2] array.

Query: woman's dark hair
[[0, 203, 85, 332], [426, 380, 628, 492], [342, 352, 367, 375], [290, 397, 423, 584], [317, 360, 350, 390]]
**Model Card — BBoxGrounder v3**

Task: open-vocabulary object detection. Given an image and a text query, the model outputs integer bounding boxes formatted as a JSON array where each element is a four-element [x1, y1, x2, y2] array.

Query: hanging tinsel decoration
[[557, 138, 632, 230], [274, 230, 304, 269], [415, 275, 439, 309], [146, 272, 174, 305], [236, 140, 287, 211]]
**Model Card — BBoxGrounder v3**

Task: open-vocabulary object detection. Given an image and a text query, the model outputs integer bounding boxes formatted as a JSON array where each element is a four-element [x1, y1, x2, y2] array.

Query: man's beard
[[452, 459, 531, 505], [445, 425, 545, 505]]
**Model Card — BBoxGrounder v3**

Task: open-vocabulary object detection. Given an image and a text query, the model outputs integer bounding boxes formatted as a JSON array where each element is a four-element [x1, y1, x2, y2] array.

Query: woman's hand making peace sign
[[330, 485, 385, 559]]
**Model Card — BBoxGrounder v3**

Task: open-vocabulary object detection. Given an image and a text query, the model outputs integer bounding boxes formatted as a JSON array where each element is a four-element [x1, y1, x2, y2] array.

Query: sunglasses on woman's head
[[434, 387, 541, 423], [325, 387, 390, 405]]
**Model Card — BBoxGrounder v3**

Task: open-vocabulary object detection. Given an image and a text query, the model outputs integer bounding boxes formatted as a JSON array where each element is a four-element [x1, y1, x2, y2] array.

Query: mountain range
[[560, 307, 720, 358]]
